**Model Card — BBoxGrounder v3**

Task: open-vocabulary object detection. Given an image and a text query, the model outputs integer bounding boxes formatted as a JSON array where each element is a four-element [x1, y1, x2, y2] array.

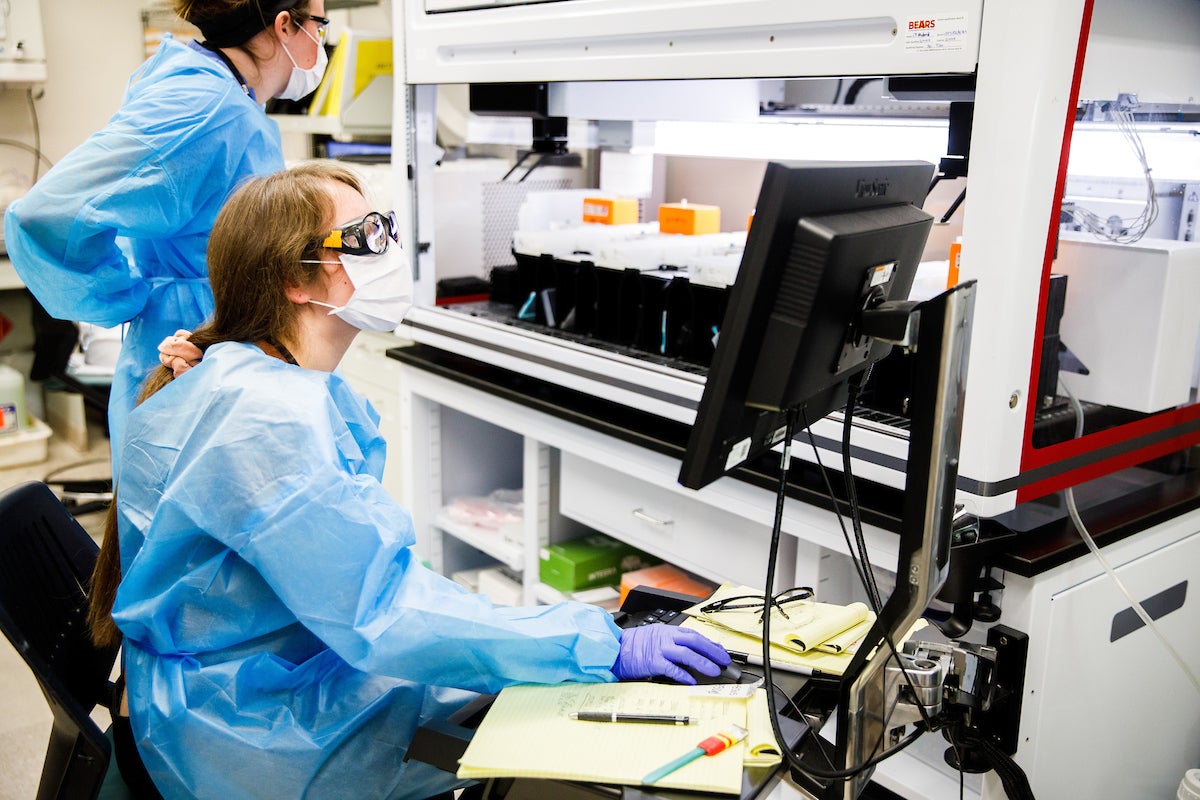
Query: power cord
[[43, 457, 113, 516], [800, 407, 877, 616], [841, 373, 884, 612], [943, 721, 1035, 800]]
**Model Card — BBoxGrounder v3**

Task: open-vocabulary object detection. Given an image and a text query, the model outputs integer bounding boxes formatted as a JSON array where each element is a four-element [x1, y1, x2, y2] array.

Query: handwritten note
[[456, 682, 751, 794]]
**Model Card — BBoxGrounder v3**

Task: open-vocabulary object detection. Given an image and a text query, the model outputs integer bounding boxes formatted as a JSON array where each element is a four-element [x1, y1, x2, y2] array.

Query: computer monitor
[[678, 160, 936, 491]]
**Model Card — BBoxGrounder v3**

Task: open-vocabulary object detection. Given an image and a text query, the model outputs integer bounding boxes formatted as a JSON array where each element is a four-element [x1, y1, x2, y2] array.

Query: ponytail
[[87, 325, 220, 647]]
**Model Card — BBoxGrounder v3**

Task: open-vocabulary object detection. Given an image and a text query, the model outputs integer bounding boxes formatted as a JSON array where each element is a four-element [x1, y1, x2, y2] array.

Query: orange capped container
[[947, 237, 962, 288], [582, 196, 639, 225], [658, 202, 720, 235]]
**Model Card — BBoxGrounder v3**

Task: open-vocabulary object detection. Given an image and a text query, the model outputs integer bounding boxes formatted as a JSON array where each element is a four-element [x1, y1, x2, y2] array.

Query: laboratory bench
[[379, 340, 1200, 800]]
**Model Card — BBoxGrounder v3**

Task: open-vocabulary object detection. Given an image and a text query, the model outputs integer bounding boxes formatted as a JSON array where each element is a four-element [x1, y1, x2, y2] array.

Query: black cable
[[761, 410, 798, 780], [43, 457, 112, 484], [516, 154, 546, 183], [952, 735, 966, 800], [801, 409, 874, 607], [831, 78, 844, 105], [798, 725, 926, 780], [500, 150, 533, 182], [940, 187, 967, 224], [945, 724, 1036, 800], [759, 409, 935, 788], [843, 78, 882, 105], [841, 375, 883, 612], [798, 406, 945, 782], [763, 411, 901, 783]]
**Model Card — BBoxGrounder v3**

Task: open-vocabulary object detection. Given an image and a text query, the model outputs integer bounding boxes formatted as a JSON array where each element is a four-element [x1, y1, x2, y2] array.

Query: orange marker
[[642, 724, 748, 785]]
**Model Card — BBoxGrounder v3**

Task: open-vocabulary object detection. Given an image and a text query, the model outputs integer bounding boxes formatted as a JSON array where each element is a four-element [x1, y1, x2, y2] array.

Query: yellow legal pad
[[456, 682, 782, 794], [682, 584, 929, 676]]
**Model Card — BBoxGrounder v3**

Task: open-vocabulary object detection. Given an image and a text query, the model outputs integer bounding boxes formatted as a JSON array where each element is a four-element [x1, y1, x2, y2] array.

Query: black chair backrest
[[0, 481, 120, 799]]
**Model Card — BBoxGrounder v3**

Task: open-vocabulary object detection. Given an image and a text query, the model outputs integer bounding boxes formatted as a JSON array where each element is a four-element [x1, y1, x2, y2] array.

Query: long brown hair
[[88, 161, 366, 648]]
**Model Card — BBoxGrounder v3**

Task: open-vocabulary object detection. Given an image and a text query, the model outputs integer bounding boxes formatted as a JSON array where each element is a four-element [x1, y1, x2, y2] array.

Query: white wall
[[0, 0, 146, 193], [0, 0, 393, 195]]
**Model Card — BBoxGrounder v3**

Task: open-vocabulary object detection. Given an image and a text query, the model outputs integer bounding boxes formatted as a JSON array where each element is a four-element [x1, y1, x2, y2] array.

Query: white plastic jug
[[0, 364, 29, 434], [1179, 769, 1200, 800]]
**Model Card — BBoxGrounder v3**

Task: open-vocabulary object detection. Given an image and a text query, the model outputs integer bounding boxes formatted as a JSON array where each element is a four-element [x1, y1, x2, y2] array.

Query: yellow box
[[582, 196, 639, 225], [658, 203, 720, 235]]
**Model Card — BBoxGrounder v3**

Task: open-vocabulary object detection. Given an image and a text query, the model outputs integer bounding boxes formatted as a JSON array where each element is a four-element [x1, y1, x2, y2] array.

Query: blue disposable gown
[[111, 342, 622, 799], [2, 36, 283, 460]]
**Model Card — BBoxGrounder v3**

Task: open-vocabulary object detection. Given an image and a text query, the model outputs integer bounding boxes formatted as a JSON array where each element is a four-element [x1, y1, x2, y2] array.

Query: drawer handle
[[631, 508, 673, 528]]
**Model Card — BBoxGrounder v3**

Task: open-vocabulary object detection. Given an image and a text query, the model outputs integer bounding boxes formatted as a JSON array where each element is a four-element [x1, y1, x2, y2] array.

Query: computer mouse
[[682, 660, 744, 685]]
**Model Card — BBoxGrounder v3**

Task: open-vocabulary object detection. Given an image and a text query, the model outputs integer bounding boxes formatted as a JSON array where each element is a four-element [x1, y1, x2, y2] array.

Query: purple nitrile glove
[[611, 623, 731, 684]]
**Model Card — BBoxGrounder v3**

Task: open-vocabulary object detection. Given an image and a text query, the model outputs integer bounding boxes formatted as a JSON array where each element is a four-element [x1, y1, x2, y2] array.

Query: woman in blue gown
[[87, 161, 729, 799], [3, 0, 330, 464]]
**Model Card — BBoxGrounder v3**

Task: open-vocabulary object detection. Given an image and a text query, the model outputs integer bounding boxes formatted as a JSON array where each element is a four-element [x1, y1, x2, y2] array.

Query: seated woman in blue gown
[[87, 160, 729, 800]]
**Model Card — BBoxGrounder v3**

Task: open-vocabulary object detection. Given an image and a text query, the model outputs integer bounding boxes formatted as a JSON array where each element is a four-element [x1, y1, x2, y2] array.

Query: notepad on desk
[[685, 584, 872, 654], [456, 682, 783, 794], [682, 584, 928, 677]]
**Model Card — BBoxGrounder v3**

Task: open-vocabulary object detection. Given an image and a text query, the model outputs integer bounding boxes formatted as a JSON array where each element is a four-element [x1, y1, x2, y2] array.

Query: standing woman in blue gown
[[3, 0, 329, 466]]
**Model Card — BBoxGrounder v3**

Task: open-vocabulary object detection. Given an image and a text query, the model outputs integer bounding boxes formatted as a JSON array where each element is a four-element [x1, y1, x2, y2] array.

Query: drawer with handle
[[559, 451, 775, 589]]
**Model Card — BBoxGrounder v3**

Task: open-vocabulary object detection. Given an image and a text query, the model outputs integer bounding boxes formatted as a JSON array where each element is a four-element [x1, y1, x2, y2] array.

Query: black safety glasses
[[291, 11, 330, 43], [307, 14, 330, 42], [698, 586, 815, 622], [321, 211, 399, 256]]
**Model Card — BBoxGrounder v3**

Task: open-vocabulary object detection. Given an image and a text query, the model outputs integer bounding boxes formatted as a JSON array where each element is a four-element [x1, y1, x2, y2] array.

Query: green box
[[539, 533, 658, 593]]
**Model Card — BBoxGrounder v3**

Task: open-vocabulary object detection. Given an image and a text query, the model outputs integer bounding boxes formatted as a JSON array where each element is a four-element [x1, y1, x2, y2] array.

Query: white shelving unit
[[433, 510, 523, 572], [391, 342, 877, 606]]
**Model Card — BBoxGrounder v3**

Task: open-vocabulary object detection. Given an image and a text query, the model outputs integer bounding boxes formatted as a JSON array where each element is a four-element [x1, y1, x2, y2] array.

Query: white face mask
[[307, 246, 413, 332], [278, 25, 327, 101]]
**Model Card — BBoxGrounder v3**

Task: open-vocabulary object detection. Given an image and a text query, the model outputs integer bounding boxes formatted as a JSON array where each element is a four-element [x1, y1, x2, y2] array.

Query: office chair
[[0, 480, 469, 800], [0, 480, 121, 800]]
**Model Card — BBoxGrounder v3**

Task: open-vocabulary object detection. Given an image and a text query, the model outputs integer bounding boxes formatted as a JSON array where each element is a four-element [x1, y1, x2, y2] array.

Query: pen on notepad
[[643, 724, 748, 785], [727, 650, 832, 677], [568, 711, 692, 725]]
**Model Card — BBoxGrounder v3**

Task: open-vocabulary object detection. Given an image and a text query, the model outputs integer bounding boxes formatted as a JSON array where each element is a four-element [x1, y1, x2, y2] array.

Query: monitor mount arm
[[804, 281, 1032, 799], [827, 281, 978, 799]]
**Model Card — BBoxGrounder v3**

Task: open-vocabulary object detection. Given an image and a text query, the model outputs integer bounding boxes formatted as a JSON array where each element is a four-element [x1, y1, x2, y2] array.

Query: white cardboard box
[[477, 566, 523, 606], [0, 416, 51, 468]]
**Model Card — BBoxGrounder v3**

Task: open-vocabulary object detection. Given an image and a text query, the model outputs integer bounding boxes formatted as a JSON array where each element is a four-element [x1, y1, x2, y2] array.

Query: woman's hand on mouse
[[611, 624, 731, 684]]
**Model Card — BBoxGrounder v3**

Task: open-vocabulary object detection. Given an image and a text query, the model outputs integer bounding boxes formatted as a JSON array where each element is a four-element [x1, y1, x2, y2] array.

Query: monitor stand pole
[[824, 280, 978, 800]]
